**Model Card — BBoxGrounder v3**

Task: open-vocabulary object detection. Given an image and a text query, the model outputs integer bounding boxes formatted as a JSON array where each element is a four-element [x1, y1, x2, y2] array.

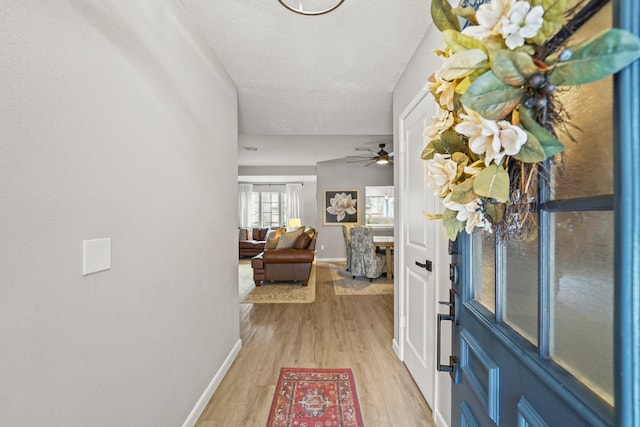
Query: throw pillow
[[238, 228, 248, 241], [293, 232, 312, 250], [276, 229, 303, 249], [265, 229, 283, 249]]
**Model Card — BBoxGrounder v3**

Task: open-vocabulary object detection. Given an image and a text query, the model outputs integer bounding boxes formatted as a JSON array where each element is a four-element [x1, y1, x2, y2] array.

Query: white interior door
[[399, 93, 439, 408]]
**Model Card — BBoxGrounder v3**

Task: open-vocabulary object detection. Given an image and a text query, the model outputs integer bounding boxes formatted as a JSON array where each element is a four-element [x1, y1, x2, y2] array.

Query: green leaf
[[449, 178, 477, 204], [443, 209, 465, 241], [431, 0, 460, 32], [452, 152, 469, 180], [441, 129, 469, 152], [549, 29, 640, 86], [483, 202, 504, 224], [519, 108, 565, 158], [491, 50, 539, 86], [512, 130, 547, 163], [529, 0, 570, 44], [473, 164, 510, 203], [421, 142, 436, 161], [439, 49, 488, 81], [423, 212, 443, 220], [483, 36, 508, 52], [451, 151, 468, 165], [421, 130, 468, 160], [451, 6, 477, 25], [514, 44, 536, 56], [461, 71, 524, 119], [455, 68, 487, 94], [443, 30, 487, 54]]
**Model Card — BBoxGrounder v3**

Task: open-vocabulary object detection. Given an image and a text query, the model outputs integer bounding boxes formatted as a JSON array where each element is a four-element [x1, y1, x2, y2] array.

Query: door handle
[[437, 293, 459, 381], [437, 313, 455, 373], [437, 313, 458, 381], [415, 259, 433, 271]]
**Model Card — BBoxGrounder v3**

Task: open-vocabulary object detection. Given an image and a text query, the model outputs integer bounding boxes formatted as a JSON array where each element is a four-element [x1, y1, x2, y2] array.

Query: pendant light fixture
[[277, 0, 345, 16]]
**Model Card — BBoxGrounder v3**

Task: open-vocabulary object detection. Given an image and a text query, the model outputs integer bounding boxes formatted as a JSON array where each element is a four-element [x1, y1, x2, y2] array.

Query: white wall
[[316, 159, 394, 260], [393, 22, 452, 427], [0, 1, 239, 426]]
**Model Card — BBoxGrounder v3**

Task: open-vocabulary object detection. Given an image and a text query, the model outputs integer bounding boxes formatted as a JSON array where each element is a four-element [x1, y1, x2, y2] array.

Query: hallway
[[196, 263, 435, 426]]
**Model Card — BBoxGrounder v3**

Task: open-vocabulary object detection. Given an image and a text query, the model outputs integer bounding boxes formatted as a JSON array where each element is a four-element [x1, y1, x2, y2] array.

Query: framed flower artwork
[[323, 189, 359, 225]]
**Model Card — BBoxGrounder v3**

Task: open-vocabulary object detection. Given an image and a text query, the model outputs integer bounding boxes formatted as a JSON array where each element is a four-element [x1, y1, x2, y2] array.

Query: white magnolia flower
[[500, 1, 544, 49], [455, 108, 527, 166], [433, 75, 456, 111], [426, 153, 458, 197], [443, 195, 493, 234], [431, 48, 485, 111], [424, 110, 455, 141], [462, 0, 515, 40], [327, 192, 357, 222], [463, 164, 482, 176]]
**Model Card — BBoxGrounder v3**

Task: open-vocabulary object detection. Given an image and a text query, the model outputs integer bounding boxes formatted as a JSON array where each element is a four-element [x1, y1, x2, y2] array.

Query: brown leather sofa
[[239, 227, 270, 258], [251, 228, 317, 286]]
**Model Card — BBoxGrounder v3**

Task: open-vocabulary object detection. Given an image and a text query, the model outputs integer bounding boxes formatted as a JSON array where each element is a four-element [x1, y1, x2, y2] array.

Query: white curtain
[[238, 183, 253, 228], [286, 183, 303, 220]]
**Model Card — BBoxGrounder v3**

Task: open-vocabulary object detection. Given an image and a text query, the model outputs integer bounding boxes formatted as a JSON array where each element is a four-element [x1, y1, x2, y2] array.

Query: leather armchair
[[239, 227, 270, 258], [251, 228, 317, 286]]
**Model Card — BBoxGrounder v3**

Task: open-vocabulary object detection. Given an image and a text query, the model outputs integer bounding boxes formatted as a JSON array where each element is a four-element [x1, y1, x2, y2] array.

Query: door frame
[[614, 0, 640, 424], [394, 82, 430, 362], [395, 83, 452, 427]]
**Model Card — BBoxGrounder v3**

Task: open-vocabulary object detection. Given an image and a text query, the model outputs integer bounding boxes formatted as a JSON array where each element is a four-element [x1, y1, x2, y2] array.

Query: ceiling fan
[[347, 143, 394, 167]]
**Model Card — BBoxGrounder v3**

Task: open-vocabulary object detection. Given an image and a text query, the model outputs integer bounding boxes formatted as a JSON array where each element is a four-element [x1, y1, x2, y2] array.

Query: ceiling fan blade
[[347, 156, 374, 160], [364, 160, 377, 167], [389, 151, 394, 157]]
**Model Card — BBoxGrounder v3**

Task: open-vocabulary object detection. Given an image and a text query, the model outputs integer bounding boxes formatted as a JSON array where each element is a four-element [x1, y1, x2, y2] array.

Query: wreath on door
[[423, 0, 640, 241]]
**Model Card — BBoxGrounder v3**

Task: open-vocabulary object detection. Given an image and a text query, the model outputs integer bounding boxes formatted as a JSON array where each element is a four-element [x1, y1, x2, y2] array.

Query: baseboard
[[434, 408, 449, 427], [182, 338, 242, 427], [392, 338, 402, 360], [316, 257, 346, 262]]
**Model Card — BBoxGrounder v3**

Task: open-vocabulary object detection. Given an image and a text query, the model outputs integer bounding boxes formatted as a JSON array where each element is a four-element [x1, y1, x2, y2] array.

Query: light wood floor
[[196, 263, 436, 427]]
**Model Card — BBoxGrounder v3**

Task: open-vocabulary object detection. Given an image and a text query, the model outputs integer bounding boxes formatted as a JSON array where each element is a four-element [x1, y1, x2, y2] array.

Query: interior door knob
[[415, 259, 433, 271]]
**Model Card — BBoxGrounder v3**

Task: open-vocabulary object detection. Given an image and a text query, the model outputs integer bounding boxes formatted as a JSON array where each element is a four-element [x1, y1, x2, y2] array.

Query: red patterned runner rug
[[266, 368, 365, 427]]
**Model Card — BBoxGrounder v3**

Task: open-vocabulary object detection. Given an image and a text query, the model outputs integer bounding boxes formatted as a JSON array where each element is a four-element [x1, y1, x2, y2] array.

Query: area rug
[[238, 260, 316, 303], [326, 262, 394, 296], [266, 368, 364, 427]]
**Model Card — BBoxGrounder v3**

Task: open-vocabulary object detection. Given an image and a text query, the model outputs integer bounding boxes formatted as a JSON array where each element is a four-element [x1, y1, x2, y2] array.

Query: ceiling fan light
[[376, 158, 389, 165]]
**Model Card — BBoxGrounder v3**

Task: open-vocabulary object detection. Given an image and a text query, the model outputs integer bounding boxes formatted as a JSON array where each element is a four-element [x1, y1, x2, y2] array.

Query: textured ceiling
[[180, 0, 431, 165]]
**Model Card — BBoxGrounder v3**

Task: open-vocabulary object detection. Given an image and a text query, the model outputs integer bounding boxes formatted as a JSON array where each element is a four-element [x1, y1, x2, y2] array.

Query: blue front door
[[446, 1, 640, 425]]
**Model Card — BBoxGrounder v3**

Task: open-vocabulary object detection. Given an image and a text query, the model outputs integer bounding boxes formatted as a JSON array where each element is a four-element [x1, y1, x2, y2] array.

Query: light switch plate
[[83, 238, 111, 276]]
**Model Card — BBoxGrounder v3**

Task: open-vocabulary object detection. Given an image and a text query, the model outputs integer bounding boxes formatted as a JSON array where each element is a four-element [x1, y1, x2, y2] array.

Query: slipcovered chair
[[349, 226, 386, 281], [341, 224, 356, 271]]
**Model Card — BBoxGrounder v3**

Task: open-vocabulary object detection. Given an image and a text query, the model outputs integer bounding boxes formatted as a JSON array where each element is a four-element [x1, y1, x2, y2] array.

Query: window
[[250, 185, 287, 228], [365, 186, 394, 226]]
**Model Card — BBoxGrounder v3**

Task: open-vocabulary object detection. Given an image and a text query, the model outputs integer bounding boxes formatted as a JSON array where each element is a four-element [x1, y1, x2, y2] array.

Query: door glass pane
[[550, 210, 613, 405], [550, 3, 612, 200], [473, 233, 495, 313], [504, 236, 538, 344]]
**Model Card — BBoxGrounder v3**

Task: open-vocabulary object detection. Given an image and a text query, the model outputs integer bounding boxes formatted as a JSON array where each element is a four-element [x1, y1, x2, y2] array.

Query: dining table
[[372, 235, 394, 279]]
